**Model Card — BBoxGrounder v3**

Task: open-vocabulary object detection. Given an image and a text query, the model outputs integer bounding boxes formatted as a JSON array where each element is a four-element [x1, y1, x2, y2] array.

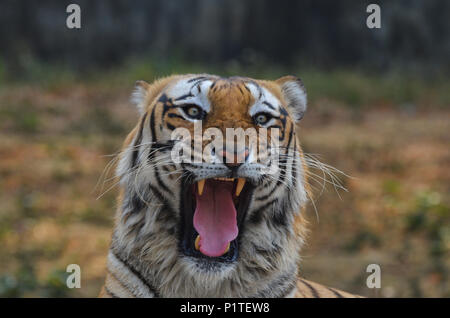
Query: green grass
[[0, 102, 41, 133]]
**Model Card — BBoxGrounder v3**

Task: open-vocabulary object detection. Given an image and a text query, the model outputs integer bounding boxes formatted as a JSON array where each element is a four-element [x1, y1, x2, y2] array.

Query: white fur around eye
[[168, 77, 213, 112], [248, 85, 282, 118]]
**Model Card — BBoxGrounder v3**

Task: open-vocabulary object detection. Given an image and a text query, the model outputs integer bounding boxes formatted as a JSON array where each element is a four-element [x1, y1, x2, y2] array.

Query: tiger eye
[[187, 106, 199, 117], [256, 114, 268, 124]]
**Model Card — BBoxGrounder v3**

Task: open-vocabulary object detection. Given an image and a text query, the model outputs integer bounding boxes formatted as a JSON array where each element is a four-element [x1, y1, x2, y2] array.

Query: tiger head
[[111, 74, 310, 297]]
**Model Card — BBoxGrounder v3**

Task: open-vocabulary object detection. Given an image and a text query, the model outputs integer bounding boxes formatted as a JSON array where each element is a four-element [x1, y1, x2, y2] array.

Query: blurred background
[[0, 0, 449, 297]]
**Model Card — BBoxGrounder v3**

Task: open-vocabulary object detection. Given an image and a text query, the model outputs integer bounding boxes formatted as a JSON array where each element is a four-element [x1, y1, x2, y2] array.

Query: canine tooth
[[198, 179, 205, 195], [235, 178, 246, 196], [224, 243, 230, 254], [195, 235, 201, 251]]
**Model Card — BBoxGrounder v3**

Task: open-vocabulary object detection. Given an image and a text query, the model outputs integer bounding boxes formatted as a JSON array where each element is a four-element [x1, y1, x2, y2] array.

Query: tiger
[[99, 74, 359, 298]]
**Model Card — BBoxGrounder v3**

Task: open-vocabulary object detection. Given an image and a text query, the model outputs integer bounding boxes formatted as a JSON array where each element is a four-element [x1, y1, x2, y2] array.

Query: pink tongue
[[193, 180, 238, 257]]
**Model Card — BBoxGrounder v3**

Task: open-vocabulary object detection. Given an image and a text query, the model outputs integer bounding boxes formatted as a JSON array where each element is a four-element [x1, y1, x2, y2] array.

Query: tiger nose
[[218, 148, 249, 168]]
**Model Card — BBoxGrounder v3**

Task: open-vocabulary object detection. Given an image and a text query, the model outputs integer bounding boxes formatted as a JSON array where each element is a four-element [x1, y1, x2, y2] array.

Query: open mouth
[[180, 177, 254, 262]]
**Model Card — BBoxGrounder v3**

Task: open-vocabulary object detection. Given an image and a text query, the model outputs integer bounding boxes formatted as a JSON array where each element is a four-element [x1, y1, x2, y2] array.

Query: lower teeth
[[195, 235, 201, 251], [194, 235, 231, 255]]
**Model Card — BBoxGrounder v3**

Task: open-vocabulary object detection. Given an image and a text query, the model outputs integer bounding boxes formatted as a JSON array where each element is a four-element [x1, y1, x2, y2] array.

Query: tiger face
[[111, 74, 309, 297]]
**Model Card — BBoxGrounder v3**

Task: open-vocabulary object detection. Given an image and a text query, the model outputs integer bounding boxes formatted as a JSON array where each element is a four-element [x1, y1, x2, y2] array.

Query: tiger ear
[[275, 75, 307, 122], [130, 80, 151, 115]]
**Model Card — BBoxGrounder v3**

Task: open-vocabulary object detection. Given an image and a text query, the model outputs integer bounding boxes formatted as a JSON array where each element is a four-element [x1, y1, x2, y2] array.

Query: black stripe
[[157, 93, 169, 104], [279, 281, 297, 298], [180, 162, 198, 169], [249, 198, 278, 224], [187, 76, 208, 83], [328, 287, 344, 298], [255, 192, 274, 202], [162, 165, 171, 172], [104, 285, 119, 298], [153, 141, 175, 152], [301, 279, 320, 298], [146, 105, 156, 165], [274, 123, 293, 188], [278, 127, 286, 141], [166, 123, 176, 131], [149, 105, 157, 146], [286, 122, 293, 150], [167, 113, 185, 120], [149, 184, 176, 219], [246, 81, 263, 99], [255, 82, 263, 99], [153, 166, 173, 196], [124, 218, 145, 239], [112, 251, 160, 297], [255, 175, 279, 199], [276, 157, 287, 187], [147, 104, 173, 195], [121, 192, 146, 223], [278, 107, 288, 140], [253, 272, 295, 297], [107, 269, 137, 297], [272, 209, 288, 228], [131, 114, 147, 168], [130, 193, 145, 213], [280, 106, 289, 117], [251, 242, 281, 257], [255, 163, 285, 201], [174, 93, 193, 101], [262, 101, 276, 110]]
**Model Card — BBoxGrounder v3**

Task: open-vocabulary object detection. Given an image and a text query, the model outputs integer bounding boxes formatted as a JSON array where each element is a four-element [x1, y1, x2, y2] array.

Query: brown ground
[[0, 81, 448, 297]]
